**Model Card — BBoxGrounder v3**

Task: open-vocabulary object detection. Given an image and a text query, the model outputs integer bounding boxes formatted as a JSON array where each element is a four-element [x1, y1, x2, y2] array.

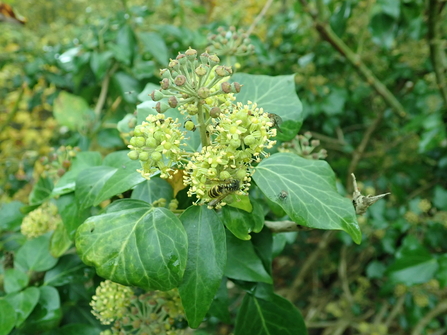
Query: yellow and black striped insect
[[208, 179, 240, 207]]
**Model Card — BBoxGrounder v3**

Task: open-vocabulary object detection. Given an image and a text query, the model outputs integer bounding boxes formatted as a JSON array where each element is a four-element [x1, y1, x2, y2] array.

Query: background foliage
[[1, 0, 447, 334]]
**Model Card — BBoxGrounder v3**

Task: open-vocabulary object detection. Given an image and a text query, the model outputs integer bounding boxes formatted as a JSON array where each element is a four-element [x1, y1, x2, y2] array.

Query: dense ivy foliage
[[1, 1, 446, 335]]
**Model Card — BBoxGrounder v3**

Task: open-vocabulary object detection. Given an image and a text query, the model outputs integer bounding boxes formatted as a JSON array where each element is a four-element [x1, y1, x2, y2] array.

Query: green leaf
[[52, 151, 102, 196], [116, 24, 136, 65], [139, 32, 169, 65], [224, 231, 272, 284], [235, 292, 307, 335], [90, 50, 113, 80], [369, 13, 397, 49], [54, 323, 101, 335], [75, 199, 188, 291], [208, 278, 231, 323], [253, 153, 361, 244], [50, 222, 72, 258], [29, 177, 53, 205], [0, 201, 25, 231], [44, 254, 89, 287], [330, 1, 352, 36], [220, 203, 263, 241], [377, 0, 400, 19], [386, 235, 438, 285], [55, 194, 90, 240], [232, 73, 303, 141], [251, 228, 273, 275], [112, 72, 141, 103], [15, 235, 58, 272], [131, 178, 173, 205], [437, 254, 447, 288], [4, 268, 29, 293], [4, 287, 40, 327], [228, 194, 252, 212], [18, 286, 62, 333], [0, 299, 16, 335], [178, 206, 226, 328], [75, 166, 115, 209], [53, 91, 95, 131]]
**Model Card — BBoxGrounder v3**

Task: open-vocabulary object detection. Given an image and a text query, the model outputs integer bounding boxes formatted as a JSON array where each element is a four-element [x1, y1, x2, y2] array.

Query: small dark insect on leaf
[[90, 228, 95, 233], [125, 91, 135, 95], [278, 190, 288, 200], [268, 113, 283, 133]]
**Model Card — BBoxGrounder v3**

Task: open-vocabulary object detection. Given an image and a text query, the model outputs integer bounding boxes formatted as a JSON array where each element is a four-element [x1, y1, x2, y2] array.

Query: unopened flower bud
[[184, 120, 196, 131], [200, 52, 210, 64], [198, 87, 210, 99], [57, 168, 66, 177], [209, 107, 221, 118], [160, 69, 171, 79], [174, 75, 187, 86], [151, 152, 162, 161], [221, 81, 231, 93], [168, 96, 178, 108], [195, 64, 208, 76], [139, 152, 150, 161], [151, 90, 164, 101], [311, 140, 320, 147], [208, 54, 220, 66], [176, 53, 187, 65], [185, 48, 197, 61], [128, 151, 139, 160], [155, 102, 170, 113], [146, 138, 157, 148], [160, 78, 170, 90], [244, 135, 256, 145], [168, 59, 180, 70], [215, 66, 229, 77], [231, 82, 241, 93]]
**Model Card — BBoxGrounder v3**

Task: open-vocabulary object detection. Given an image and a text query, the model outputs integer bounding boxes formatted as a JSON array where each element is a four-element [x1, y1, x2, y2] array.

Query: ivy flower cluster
[[279, 131, 327, 160], [21, 201, 61, 238], [91, 280, 185, 335], [128, 48, 277, 207]]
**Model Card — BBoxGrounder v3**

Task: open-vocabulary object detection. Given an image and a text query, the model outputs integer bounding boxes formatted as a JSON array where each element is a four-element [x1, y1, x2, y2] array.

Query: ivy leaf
[[29, 177, 53, 206], [179, 206, 226, 328], [4, 287, 40, 327], [232, 73, 303, 141], [4, 268, 29, 294], [15, 235, 58, 272], [235, 291, 307, 335], [253, 153, 361, 244], [75, 199, 188, 291], [220, 201, 264, 241], [224, 231, 272, 283], [0, 299, 16, 335], [131, 178, 173, 206], [53, 91, 95, 131]]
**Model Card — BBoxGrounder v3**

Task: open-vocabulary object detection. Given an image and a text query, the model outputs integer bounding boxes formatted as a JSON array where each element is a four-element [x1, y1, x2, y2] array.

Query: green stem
[[428, 0, 447, 108], [299, 0, 407, 118], [196, 104, 209, 147]]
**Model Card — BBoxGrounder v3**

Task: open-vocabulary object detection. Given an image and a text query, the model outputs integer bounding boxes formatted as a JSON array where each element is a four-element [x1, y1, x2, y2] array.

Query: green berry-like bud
[[174, 75, 187, 86], [128, 151, 139, 160], [195, 64, 208, 76], [139, 152, 149, 161], [185, 48, 197, 61], [236, 169, 247, 180], [168, 96, 178, 108], [151, 151, 162, 161], [161, 78, 170, 90], [154, 131, 163, 141], [134, 125, 143, 136], [221, 81, 231, 93], [155, 102, 170, 113], [146, 138, 157, 148], [215, 66, 229, 77], [220, 171, 231, 180], [168, 59, 180, 70], [209, 54, 220, 66], [134, 136, 146, 147], [198, 87, 210, 99], [151, 90, 164, 101], [160, 69, 171, 79], [231, 82, 241, 93], [229, 138, 241, 148], [244, 135, 256, 145], [163, 142, 172, 150], [176, 53, 187, 65], [200, 52, 210, 64], [184, 120, 196, 131], [210, 107, 221, 118]]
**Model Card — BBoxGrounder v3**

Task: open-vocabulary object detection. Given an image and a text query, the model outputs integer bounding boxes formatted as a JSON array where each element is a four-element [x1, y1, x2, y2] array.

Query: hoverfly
[[268, 113, 283, 133], [208, 179, 240, 208]]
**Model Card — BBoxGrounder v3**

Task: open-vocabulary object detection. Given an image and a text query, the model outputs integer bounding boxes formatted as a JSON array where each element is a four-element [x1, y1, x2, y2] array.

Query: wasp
[[208, 179, 240, 207]]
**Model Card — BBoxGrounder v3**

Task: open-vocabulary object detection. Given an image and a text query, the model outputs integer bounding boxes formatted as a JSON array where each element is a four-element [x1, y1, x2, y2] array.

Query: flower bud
[[231, 82, 241, 93], [168, 96, 178, 108], [139, 152, 149, 161], [200, 52, 210, 64], [244, 135, 256, 145], [151, 90, 164, 101], [176, 53, 187, 65], [168, 59, 180, 71], [174, 75, 186, 86], [160, 69, 171, 79], [160, 78, 170, 90], [209, 107, 221, 118], [221, 81, 231, 93], [311, 140, 320, 147], [195, 64, 208, 76], [151, 152, 162, 161], [57, 168, 66, 177], [128, 151, 139, 160], [146, 138, 157, 148], [219, 171, 231, 180], [155, 102, 170, 113], [215, 66, 229, 77], [208, 54, 220, 66], [184, 120, 196, 131], [185, 48, 197, 61], [198, 87, 210, 99]]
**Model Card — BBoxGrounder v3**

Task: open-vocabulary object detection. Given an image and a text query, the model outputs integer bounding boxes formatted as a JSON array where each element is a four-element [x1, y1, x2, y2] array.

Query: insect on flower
[[268, 113, 283, 133], [208, 179, 240, 208]]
